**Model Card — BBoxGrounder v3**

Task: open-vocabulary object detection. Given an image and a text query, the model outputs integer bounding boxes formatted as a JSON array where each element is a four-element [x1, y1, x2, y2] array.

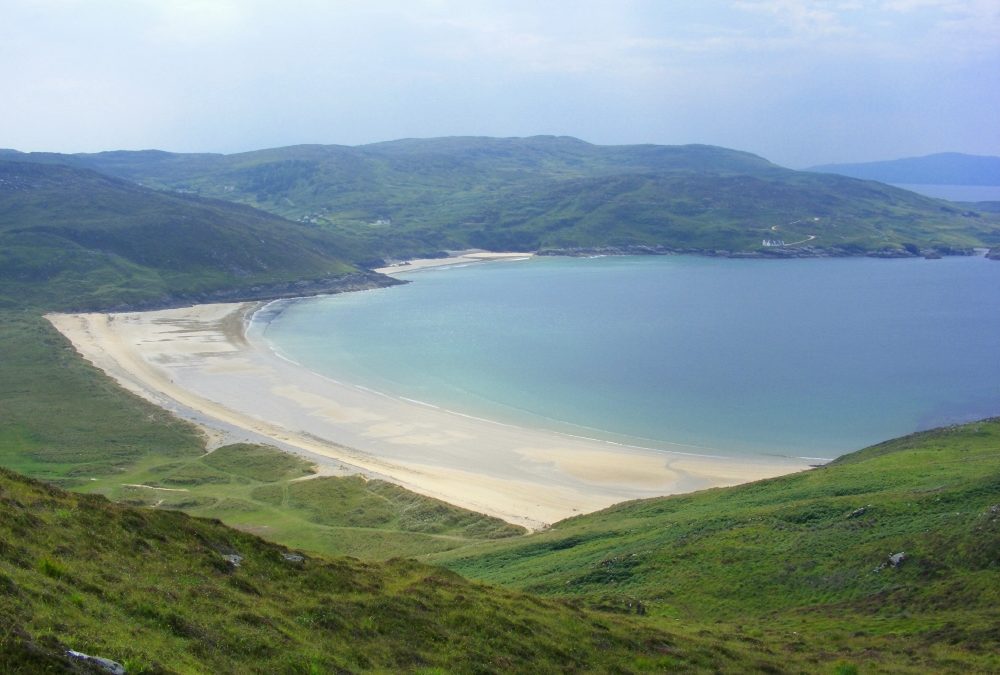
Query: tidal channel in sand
[[47, 254, 810, 530]]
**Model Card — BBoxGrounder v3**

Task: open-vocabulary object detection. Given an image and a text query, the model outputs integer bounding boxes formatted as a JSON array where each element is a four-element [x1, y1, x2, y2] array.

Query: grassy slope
[[465, 171, 996, 252], [0, 312, 205, 481], [433, 420, 1000, 672], [0, 313, 524, 561], [3, 466, 774, 674], [108, 454, 526, 560], [16, 137, 1000, 258], [0, 161, 365, 311]]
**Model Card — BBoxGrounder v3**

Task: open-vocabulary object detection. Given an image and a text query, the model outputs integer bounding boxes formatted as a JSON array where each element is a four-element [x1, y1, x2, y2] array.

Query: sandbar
[[47, 264, 811, 530], [374, 250, 536, 275]]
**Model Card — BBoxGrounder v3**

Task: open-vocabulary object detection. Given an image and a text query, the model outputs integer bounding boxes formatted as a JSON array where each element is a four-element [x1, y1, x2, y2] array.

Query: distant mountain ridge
[[808, 152, 1000, 186], [8, 136, 1000, 260]]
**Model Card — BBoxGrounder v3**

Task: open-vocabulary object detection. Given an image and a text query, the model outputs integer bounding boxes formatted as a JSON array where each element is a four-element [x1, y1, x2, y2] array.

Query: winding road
[[770, 218, 818, 246]]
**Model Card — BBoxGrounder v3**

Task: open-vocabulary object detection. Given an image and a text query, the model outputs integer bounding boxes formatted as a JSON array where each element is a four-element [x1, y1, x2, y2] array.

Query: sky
[[2, 0, 998, 167]]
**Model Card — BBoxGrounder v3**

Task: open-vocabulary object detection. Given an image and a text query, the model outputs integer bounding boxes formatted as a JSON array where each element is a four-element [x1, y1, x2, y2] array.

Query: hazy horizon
[[3, 1, 998, 168]]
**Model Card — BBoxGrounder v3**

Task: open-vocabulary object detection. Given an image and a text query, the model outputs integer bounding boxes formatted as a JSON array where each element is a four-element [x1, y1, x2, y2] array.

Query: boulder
[[66, 650, 125, 675]]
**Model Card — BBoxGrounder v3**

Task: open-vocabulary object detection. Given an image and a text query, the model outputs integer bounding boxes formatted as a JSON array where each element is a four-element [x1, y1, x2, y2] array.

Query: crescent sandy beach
[[47, 252, 811, 530]]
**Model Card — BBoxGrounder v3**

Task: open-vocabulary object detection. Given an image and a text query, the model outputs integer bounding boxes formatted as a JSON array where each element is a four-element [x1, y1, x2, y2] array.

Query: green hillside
[[433, 419, 1000, 672], [0, 161, 387, 311], [11, 137, 1000, 258], [3, 465, 771, 673]]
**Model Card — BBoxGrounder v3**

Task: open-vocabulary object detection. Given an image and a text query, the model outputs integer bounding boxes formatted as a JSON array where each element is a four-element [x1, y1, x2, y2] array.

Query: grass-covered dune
[[1, 464, 796, 673], [0, 160, 387, 311], [433, 420, 1000, 673], [10, 136, 1000, 258]]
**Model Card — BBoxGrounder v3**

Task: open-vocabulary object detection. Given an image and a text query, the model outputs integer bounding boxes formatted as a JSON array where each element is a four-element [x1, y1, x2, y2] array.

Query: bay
[[260, 255, 1000, 460]]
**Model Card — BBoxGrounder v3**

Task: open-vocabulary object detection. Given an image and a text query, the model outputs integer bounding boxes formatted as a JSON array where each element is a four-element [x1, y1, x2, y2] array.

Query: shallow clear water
[[261, 255, 1000, 460]]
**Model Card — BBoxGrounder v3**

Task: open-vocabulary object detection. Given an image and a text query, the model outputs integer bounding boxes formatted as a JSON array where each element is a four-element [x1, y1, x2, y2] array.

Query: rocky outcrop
[[874, 551, 908, 571], [847, 506, 869, 519], [66, 650, 125, 674]]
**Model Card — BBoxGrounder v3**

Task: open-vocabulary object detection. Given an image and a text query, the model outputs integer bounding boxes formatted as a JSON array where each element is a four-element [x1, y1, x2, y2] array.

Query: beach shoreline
[[373, 250, 537, 276], [47, 254, 813, 530]]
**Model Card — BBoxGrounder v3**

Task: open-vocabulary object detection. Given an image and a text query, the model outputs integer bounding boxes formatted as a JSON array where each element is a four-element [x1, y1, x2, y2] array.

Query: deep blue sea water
[[261, 255, 1000, 460]]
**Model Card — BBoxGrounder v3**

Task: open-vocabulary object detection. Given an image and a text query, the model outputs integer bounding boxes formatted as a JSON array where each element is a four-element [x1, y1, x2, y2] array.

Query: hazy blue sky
[[3, 0, 998, 166]]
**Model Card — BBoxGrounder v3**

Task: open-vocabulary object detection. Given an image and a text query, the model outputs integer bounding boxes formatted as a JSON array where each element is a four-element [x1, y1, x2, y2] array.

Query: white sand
[[47, 280, 811, 530], [374, 251, 536, 275]]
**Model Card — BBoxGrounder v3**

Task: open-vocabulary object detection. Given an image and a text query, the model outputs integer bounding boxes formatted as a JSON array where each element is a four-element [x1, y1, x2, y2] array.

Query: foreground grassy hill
[[433, 420, 1000, 672], [11, 137, 1000, 259], [0, 161, 387, 311], [4, 465, 775, 673]]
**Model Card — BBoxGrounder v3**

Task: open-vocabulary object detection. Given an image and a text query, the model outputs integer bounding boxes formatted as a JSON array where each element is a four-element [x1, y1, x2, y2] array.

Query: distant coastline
[[536, 243, 990, 260]]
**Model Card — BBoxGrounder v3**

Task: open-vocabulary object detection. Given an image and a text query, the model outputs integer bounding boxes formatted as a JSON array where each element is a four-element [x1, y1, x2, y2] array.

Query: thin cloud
[[0, 0, 996, 163]]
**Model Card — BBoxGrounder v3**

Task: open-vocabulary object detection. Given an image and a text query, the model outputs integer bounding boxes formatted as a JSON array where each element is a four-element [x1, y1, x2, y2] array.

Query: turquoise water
[[260, 256, 1000, 460]]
